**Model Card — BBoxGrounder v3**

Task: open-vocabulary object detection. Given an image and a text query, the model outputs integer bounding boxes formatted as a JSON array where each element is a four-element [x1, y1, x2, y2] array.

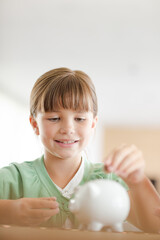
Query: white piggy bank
[[69, 179, 130, 232]]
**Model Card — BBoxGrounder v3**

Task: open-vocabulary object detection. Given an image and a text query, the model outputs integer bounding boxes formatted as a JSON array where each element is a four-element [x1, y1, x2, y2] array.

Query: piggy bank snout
[[68, 199, 79, 213]]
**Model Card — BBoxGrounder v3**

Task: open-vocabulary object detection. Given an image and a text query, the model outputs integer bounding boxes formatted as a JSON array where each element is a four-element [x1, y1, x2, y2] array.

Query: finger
[[124, 159, 145, 177], [118, 159, 145, 179], [104, 152, 114, 171], [20, 207, 59, 226], [111, 144, 138, 170], [105, 144, 137, 172], [29, 207, 59, 218], [115, 150, 143, 174], [30, 198, 59, 209], [39, 197, 57, 201], [104, 143, 127, 166]]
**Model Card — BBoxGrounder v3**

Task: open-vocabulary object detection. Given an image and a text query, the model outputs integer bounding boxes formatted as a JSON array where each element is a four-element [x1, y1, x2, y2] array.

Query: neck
[[43, 153, 82, 188]]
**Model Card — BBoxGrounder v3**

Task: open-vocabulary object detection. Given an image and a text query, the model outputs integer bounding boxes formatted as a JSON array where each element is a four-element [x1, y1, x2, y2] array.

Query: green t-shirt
[[0, 155, 128, 228]]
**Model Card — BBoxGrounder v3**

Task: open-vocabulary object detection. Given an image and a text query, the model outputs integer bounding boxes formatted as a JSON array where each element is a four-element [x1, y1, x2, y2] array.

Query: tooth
[[64, 141, 74, 144], [58, 140, 75, 144]]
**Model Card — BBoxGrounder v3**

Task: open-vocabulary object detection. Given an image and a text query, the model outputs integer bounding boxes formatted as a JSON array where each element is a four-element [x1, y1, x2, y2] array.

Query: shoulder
[[0, 156, 42, 187], [0, 156, 43, 199], [0, 157, 40, 176]]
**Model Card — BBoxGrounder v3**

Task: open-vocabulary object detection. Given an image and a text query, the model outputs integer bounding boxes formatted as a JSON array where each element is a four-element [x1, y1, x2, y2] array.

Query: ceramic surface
[[69, 179, 130, 232]]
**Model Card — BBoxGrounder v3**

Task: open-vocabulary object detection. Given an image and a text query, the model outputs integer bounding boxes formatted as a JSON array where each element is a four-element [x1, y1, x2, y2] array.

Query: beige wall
[[103, 127, 160, 192]]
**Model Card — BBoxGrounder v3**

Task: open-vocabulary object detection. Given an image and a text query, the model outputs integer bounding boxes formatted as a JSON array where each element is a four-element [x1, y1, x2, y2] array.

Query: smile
[[55, 140, 79, 144]]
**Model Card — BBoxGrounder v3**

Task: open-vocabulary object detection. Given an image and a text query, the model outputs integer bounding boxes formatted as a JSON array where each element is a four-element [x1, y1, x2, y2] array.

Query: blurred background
[[0, 0, 160, 191]]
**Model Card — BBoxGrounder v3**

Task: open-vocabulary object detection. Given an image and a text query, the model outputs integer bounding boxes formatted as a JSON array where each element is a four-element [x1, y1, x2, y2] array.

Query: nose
[[59, 120, 75, 135]]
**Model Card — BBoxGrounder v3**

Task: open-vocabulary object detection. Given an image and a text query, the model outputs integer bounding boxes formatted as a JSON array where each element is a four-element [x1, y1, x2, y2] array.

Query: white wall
[[0, 93, 43, 167], [0, 0, 160, 166]]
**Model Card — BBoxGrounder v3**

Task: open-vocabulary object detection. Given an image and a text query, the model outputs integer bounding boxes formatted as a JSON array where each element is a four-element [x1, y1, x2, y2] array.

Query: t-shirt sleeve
[[0, 164, 22, 199]]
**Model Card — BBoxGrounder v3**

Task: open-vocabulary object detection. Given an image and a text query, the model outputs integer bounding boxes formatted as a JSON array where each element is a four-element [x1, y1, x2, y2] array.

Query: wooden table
[[0, 225, 160, 240]]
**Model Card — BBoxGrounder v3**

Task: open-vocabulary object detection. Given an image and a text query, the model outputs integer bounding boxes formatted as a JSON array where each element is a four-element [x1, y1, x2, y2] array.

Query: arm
[[127, 176, 160, 232], [0, 197, 59, 226], [104, 144, 160, 233]]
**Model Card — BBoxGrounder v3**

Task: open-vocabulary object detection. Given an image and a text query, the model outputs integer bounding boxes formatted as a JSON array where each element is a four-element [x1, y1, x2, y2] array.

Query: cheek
[[80, 124, 94, 138], [39, 124, 53, 137], [39, 127, 54, 146]]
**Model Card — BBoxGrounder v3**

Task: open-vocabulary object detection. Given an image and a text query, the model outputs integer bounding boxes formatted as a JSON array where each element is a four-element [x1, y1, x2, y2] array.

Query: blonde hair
[[30, 67, 98, 117]]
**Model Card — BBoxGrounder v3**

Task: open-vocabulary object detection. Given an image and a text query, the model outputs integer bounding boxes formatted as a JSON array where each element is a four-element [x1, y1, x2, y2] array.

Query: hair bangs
[[42, 76, 93, 113]]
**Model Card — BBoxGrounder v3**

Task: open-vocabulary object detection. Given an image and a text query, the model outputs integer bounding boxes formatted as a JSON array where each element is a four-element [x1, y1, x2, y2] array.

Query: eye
[[75, 117, 86, 122], [48, 117, 60, 122]]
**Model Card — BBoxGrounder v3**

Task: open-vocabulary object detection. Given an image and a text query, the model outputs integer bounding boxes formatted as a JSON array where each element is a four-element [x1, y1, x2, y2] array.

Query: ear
[[91, 116, 98, 129], [29, 116, 39, 135]]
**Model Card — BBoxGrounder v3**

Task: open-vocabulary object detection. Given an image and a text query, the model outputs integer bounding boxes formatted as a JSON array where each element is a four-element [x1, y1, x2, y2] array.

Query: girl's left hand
[[155, 207, 160, 218], [104, 144, 145, 185]]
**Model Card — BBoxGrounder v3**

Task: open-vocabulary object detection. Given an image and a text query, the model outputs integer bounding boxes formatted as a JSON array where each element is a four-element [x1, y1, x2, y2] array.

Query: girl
[[0, 68, 160, 232]]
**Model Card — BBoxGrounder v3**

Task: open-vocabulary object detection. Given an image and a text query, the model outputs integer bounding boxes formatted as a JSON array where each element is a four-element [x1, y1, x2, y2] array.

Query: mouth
[[55, 140, 79, 144]]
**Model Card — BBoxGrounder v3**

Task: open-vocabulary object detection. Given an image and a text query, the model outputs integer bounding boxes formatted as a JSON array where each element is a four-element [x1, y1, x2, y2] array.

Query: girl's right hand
[[11, 197, 59, 226]]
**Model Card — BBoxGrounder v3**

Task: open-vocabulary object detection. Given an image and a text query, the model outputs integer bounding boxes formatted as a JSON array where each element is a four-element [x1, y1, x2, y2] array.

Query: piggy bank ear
[[88, 182, 100, 198]]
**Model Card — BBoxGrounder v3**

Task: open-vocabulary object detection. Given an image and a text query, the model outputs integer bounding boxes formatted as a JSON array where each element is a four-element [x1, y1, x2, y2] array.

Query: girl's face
[[30, 109, 97, 161]]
